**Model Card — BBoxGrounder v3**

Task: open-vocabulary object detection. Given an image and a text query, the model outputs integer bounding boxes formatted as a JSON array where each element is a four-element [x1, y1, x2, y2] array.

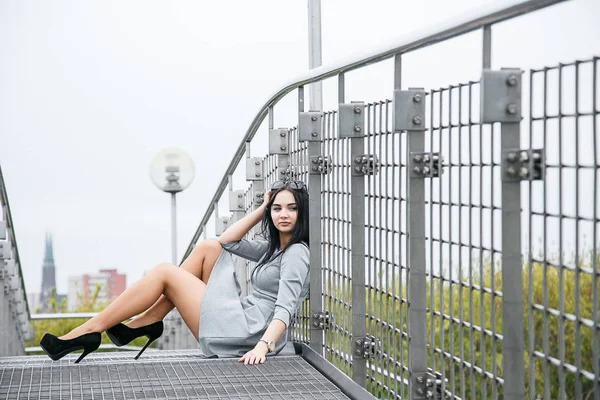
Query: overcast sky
[[1, 0, 598, 296]]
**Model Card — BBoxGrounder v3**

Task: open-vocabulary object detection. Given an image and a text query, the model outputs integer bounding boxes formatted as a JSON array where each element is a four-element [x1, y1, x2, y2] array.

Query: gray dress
[[197, 239, 310, 358]]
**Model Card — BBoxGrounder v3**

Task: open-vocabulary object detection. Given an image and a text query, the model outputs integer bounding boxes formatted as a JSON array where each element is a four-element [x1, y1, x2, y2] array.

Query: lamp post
[[150, 148, 195, 265], [307, 0, 323, 110]]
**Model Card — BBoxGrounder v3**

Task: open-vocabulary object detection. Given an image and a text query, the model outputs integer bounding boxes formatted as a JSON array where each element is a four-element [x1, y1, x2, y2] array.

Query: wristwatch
[[259, 337, 275, 353]]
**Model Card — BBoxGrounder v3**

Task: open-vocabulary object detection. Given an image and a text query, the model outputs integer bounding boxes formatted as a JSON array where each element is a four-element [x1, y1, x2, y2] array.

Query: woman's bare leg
[[127, 240, 222, 329], [59, 263, 207, 340]]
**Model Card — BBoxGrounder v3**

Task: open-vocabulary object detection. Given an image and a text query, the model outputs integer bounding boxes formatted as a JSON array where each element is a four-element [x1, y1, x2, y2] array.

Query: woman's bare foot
[[125, 316, 160, 329], [58, 325, 96, 340]]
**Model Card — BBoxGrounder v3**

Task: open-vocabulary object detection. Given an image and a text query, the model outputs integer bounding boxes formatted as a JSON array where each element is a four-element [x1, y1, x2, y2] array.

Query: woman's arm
[[217, 191, 270, 244], [238, 244, 310, 365]]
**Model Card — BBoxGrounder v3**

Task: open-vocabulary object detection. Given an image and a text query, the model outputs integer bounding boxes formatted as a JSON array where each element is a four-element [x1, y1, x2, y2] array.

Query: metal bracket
[[229, 190, 245, 212], [215, 216, 230, 236], [339, 102, 365, 138], [413, 373, 437, 399], [246, 157, 264, 181], [311, 310, 332, 330], [269, 128, 290, 155], [352, 154, 378, 176], [410, 152, 443, 178], [502, 148, 544, 181], [3, 259, 15, 276], [481, 68, 522, 123], [0, 240, 11, 260], [8, 274, 18, 291], [299, 111, 323, 142], [309, 155, 332, 175], [353, 335, 380, 359], [252, 189, 265, 208], [278, 165, 296, 180], [394, 88, 426, 132]]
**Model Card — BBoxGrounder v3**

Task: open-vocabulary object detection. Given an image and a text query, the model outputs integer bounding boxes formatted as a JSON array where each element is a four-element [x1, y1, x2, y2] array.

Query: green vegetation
[[317, 250, 599, 399], [27, 284, 149, 353]]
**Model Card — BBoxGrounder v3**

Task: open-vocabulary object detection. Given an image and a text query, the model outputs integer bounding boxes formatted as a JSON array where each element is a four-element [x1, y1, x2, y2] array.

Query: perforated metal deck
[[0, 350, 351, 399]]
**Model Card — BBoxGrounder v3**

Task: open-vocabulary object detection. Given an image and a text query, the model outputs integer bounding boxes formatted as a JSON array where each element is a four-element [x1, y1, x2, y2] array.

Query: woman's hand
[[261, 190, 272, 209], [238, 342, 268, 365]]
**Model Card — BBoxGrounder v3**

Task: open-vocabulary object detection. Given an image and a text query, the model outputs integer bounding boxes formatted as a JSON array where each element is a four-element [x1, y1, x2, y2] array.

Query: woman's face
[[270, 189, 298, 234]]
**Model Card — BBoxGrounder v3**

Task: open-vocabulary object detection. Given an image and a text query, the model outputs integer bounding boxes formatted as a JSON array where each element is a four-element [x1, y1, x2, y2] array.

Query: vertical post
[[350, 117, 366, 387], [299, 86, 325, 353], [229, 174, 249, 297], [307, 0, 323, 111], [308, 140, 323, 354], [483, 25, 492, 70], [481, 68, 524, 399], [171, 193, 177, 265], [395, 87, 430, 399], [501, 120, 524, 400], [339, 98, 367, 386], [252, 180, 265, 213], [277, 138, 291, 182]]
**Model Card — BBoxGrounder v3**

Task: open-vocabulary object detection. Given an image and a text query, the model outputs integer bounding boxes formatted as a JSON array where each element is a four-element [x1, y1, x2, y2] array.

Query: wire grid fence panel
[[318, 110, 354, 378], [363, 100, 410, 399], [525, 56, 600, 400], [289, 125, 310, 183], [236, 181, 254, 291], [239, 152, 278, 292], [264, 151, 279, 189], [288, 125, 312, 344], [424, 80, 506, 400]]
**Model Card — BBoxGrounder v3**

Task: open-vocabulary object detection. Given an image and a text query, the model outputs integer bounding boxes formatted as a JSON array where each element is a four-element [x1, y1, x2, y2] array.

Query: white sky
[[1, 0, 598, 295]]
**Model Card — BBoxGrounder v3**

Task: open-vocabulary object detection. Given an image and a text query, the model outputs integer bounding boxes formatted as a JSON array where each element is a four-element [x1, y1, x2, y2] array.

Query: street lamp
[[149, 148, 195, 265]]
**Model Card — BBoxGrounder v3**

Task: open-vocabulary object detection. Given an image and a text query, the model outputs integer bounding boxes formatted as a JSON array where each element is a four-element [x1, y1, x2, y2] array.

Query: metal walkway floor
[[0, 349, 355, 399]]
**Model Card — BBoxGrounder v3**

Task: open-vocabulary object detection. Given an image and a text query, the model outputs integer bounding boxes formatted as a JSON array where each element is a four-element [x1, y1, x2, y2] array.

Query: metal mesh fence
[[524, 57, 599, 400], [424, 81, 506, 400], [188, 56, 598, 400], [363, 101, 410, 399], [285, 58, 596, 400], [288, 125, 312, 344], [321, 111, 354, 378], [185, 12, 598, 399]]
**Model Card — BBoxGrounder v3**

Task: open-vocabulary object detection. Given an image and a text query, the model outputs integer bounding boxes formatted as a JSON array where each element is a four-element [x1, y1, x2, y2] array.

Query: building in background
[[32, 234, 66, 313], [67, 269, 126, 311]]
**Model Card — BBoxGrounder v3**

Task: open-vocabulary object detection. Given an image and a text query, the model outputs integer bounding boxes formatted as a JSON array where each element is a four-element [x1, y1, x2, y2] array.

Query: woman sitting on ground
[[40, 180, 310, 365]]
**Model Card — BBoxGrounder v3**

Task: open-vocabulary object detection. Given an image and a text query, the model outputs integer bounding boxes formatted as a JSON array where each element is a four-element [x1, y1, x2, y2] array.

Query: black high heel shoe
[[40, 332, 101, 364], [106, 321, 163, 360]]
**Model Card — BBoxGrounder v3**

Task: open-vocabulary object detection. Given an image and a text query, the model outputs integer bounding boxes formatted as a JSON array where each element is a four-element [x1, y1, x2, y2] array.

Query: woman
[[40, 180, 310, 366]]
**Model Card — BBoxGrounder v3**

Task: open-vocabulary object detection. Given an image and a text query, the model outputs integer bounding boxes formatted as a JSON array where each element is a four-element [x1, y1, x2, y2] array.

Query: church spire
[[43, 233, 54, 266], [40, 233, 57, 310]]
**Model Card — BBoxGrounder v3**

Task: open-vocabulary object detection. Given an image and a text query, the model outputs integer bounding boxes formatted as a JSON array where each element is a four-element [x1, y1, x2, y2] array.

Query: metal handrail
[[182, 0, 568, 260], [30, 312, 99, 320], [0, 165, 30, 318]]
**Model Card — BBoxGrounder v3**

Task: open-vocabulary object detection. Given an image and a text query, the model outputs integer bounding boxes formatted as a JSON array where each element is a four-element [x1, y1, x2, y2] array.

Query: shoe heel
[[74, 348, 93, 364], [134, 337, 156, 360]]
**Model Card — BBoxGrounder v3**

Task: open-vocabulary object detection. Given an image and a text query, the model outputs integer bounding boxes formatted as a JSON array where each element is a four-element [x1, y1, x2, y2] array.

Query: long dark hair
[[253, 183, 309, 277]]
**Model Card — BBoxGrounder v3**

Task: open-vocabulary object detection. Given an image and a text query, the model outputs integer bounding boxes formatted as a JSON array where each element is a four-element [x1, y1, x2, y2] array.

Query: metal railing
[[181, 0, 599, 399], [0, 165, 32, 356]]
